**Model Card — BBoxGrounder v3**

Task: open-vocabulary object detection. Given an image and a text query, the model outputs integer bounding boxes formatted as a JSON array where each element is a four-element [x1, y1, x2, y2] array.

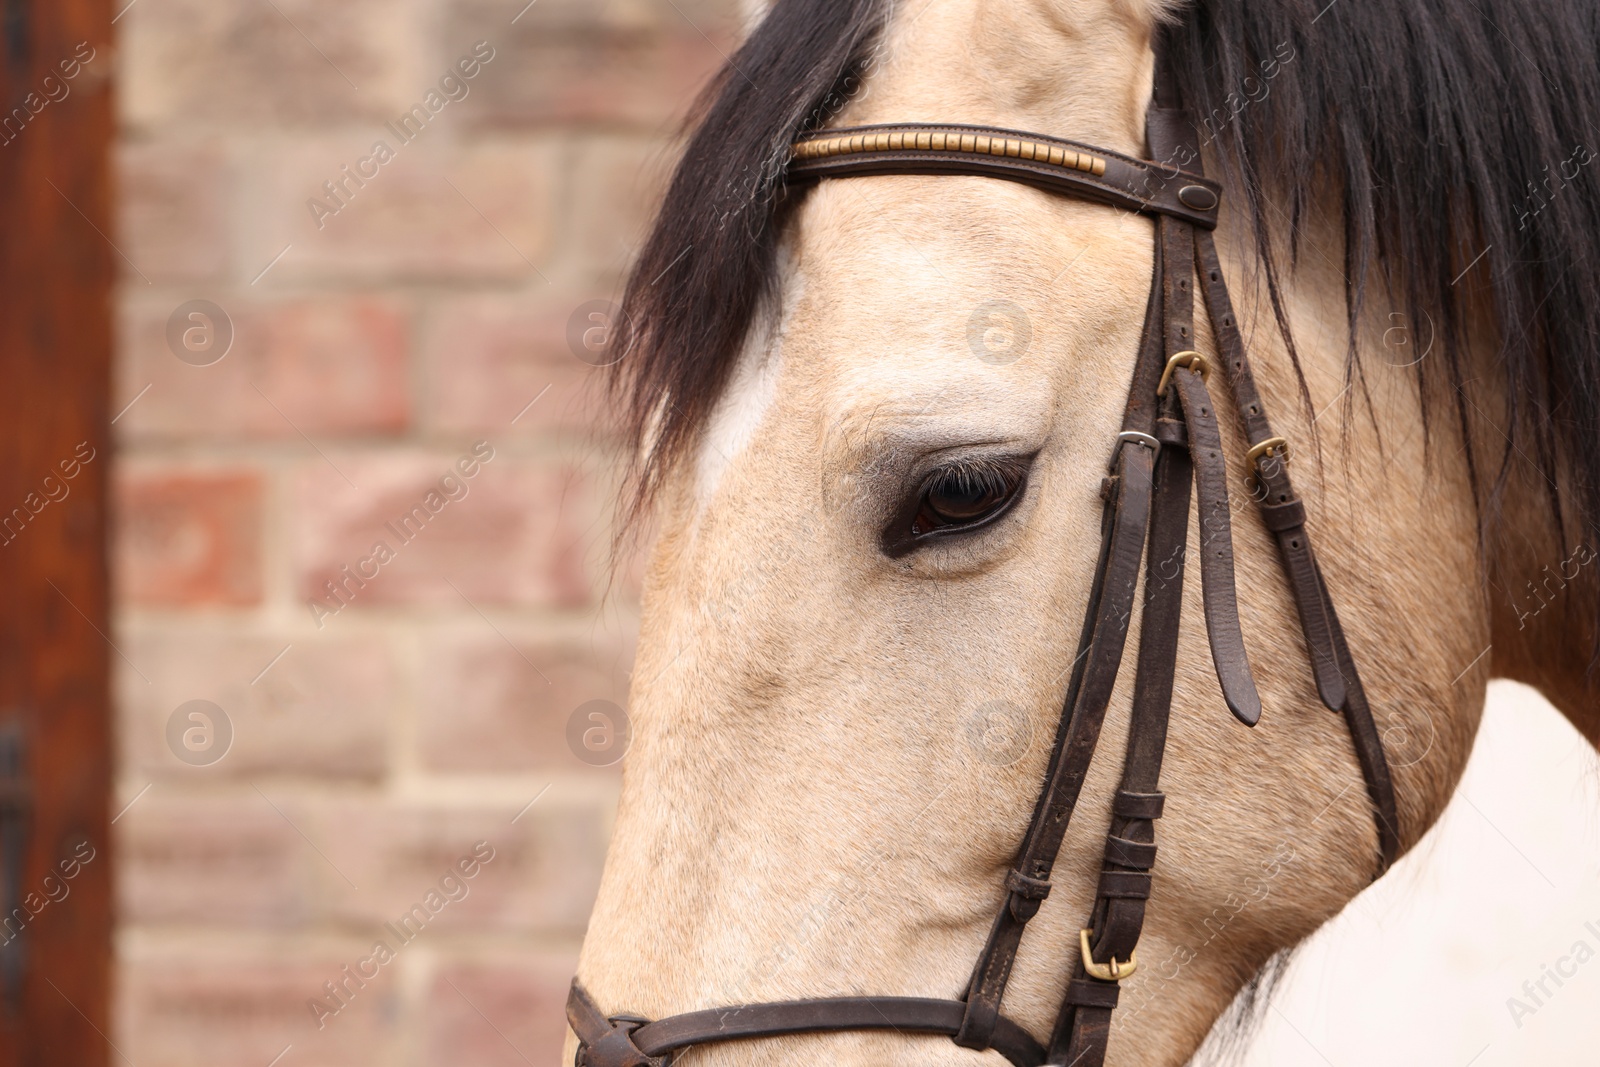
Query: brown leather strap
[[568, 983, 1048, 1067], [1162, 212, 1262, 727], [1051, 414, 1190, 1066], [568, 982, 662, 1067], [1194, 230, 1348, 712], [570, 36, 1403, 1067], [955, 437, 1155, 1050], [788, 123, 1222, 229], [1190, 229, 1400, 870], [1317, 559, 1403, 870], [1049, 107, 1202, 1058], [1172, 365, 1262, 726], [954, 224, 1179, 1050]]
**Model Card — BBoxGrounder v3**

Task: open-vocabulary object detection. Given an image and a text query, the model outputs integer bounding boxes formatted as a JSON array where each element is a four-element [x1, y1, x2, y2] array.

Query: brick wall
[[111, 2, 738, 1063]]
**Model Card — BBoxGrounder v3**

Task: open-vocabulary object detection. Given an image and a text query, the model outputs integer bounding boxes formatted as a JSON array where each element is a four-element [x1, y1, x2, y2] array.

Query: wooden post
[[0, 0, 113, 1062]]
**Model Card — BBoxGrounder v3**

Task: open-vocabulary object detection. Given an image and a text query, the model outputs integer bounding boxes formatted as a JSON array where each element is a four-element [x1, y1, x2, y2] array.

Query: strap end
[[1226, 685, 1262, 727]]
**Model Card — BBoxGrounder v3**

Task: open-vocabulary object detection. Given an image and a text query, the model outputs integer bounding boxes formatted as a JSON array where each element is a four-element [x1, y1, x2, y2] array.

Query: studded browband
[[568, 43, 1400, 1067], [786, 121, 1223, 229]]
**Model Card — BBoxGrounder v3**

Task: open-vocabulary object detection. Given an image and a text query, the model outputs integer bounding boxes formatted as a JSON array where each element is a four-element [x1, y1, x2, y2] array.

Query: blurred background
[[0, 0, 1592, 1063], [109, 0, 710, 1064]]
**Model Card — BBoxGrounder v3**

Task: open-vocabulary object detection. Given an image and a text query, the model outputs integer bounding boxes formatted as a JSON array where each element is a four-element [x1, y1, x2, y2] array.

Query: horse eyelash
[[921, 456, 1027, 498], [921, 454, 1017, 495]]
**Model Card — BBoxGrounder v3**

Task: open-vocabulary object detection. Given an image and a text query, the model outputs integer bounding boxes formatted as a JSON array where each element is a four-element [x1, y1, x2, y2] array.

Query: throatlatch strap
[[1194, 230, 1347, 713], [1191, 231, 1400, 871]]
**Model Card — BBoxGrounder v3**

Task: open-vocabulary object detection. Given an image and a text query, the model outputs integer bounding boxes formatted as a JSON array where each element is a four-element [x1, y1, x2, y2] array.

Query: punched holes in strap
[[1005, 868, 1053, 922], [1103, 836, 1157, 870]]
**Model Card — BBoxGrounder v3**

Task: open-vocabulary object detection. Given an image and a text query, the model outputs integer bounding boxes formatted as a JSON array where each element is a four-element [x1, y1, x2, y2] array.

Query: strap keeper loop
[[1064, 977, 1122, 1009], [1005, 869, 1052, 921], [1096, 869, 1153, 900], [1104, 835, 1158, 870], [1112, 790, 1166, 819], [1154, 417, 1188, 447], [1005, 869, 1054, 899]]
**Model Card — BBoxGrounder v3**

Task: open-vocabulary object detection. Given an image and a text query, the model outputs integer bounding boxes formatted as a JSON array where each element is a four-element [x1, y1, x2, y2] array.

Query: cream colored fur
[[571, 1, 1496, 1062]]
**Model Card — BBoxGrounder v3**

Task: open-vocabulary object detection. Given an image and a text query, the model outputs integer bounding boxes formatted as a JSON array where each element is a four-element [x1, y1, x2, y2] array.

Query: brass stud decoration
[[791, 129, 1108, 177]]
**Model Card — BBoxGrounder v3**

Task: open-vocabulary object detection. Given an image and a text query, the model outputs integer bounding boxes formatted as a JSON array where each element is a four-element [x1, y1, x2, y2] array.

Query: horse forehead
[[822, 359, 1056, 447]]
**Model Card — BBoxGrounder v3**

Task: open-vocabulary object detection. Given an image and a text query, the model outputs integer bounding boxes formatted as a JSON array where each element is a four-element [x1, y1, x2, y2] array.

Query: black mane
[[612, 0, 1600, 582]]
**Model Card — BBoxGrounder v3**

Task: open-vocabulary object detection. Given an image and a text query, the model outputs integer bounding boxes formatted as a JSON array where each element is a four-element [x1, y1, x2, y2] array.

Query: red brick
[[116, 467, 263, 607], [119, 946, 398, 1067], [318, 800, 606, 936], [116, 795, 313, 927], [118, 628, 393, 779], [292, 452, 602, 613], [116, 294, 411, 442], [120, 0, 420, 131], [458, 0, 736, 32], [421, 293, 615, 440], [423, 951, 579, 1067], [562, 136, 675, 286], [416, 630, 633, 772], [118, 140, 230, 282], [257, 140, 557, 285], [449, 0, 739, 130]]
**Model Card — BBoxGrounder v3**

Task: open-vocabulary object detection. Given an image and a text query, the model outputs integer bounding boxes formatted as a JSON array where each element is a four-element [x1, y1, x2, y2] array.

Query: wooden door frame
[[0, 0, 113, 1062]]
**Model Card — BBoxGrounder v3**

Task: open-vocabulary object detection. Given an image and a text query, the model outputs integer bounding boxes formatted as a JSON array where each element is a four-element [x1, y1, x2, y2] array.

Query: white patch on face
[[692, 256, 800, 506], [739, 0, 774, 32]]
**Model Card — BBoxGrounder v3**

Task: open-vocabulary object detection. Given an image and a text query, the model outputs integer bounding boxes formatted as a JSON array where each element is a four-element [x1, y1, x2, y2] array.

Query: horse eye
[[887, 457, 1029, 553], [917, 468, 1011, 530]]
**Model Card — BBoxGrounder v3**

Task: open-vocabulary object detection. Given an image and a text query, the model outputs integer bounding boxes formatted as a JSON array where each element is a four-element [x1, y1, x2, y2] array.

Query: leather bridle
[[568, 41, 1401, 1067]]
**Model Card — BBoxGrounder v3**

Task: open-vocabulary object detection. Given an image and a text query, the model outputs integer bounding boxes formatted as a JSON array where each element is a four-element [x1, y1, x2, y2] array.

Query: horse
[[567, 0, 1600, 1063]]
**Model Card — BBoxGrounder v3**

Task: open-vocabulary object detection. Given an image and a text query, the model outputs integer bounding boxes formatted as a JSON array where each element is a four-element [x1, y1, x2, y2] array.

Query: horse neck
[[1484, 397, 1600, 739]]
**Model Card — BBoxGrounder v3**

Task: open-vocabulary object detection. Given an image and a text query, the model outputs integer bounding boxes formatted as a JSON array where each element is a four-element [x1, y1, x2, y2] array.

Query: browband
[[788, 122, 1222, 228]]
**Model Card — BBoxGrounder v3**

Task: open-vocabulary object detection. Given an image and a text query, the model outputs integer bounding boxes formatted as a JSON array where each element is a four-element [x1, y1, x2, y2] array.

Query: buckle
[[1079, 927, 1137, 982], [1157, 350, 1209, 397], [1245, 435, 1290, 466], [1107, 430, 1160, 472]]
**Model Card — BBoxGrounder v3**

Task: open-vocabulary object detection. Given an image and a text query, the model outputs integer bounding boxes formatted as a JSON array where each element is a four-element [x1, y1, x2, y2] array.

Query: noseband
[[569, 43, 1400, 1067]]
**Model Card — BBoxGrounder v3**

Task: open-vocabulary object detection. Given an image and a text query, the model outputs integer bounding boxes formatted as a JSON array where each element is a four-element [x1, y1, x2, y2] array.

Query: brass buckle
[[1156, 350, 1209, 397], [1079, 927, 1137, 981], [1245, 436, 1290, 466]]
